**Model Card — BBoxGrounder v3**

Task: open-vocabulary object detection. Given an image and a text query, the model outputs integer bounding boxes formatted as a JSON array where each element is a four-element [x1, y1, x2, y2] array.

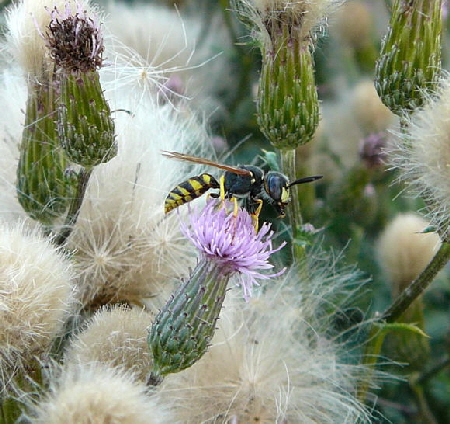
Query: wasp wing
[[162, 151, 252, 176]]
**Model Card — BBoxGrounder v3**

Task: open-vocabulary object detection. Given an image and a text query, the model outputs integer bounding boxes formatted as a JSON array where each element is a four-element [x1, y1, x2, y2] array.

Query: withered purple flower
[[359, 132, 387, 169], [45, 3, 104, 73]]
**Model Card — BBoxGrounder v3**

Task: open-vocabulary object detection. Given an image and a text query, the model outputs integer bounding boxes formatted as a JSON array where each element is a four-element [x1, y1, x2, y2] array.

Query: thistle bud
[[375, 0, 443, 115], [258, 36, 319, 150], [7, 1, 77, 224], [17, 77, 75, 224], [149, 259, 229, 377], [234, 1, 342, 150], [45, 5, 117, 168]]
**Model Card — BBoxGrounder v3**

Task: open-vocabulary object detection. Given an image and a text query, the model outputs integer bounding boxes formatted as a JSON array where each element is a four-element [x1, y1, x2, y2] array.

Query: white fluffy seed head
[[157, 255, 371, 423], [5, 0, 93, 77], [65, 305, 153, 381], [377, 213, 441, 291], [0, 67, 30, 224], [67, 91, 212, 308], [390, 73, 450, 237], [103, 3, 233, 120], [0, 222, 74, 382], [30, 363, 169, 424]]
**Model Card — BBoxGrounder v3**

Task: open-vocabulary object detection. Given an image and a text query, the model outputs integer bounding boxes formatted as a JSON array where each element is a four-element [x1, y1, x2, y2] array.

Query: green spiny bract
[[374, 0, 442, 115], [17, 78, 75, 224], [58, 71, 117, 168], [149, 260, 229, 377], [258, 27, 319, 150]]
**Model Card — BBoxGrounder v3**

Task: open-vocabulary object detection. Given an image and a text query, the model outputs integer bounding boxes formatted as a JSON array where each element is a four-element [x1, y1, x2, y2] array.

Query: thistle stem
[[358, 241, 450, 402], [281, 149, 304, 262], [55, 167, 92, 246], [382, 241, 450, 323]]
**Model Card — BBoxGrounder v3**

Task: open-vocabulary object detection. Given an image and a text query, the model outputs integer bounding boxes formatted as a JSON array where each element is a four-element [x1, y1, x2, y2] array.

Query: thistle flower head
[[181, 200, 285, 300], [45, 2, 104, 73], [5, 0, 82, 76], [0, 223, 74, 385], [390, 73, 450, 238], [29, 363, 169, 424], [65, 305, 154, 382], [377, 213, 441, 288]]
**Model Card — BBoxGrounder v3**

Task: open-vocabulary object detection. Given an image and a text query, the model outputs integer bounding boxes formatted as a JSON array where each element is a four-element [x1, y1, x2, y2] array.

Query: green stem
[[358, 241, 450, 402], [55, 167, 92, 246], [281, 149, 304, 262], [357, 324, 386, 402], [409, 376, 438, 424], [383, 241, 450, 323]]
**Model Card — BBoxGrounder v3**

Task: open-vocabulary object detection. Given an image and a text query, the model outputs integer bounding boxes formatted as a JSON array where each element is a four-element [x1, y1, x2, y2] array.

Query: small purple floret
[[181, 200, 286, 300]]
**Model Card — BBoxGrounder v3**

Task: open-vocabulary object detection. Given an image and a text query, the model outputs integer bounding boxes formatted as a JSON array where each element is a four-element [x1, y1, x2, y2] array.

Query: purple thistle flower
[[148, 199, 286, 378], [181, 199, 286, 300]]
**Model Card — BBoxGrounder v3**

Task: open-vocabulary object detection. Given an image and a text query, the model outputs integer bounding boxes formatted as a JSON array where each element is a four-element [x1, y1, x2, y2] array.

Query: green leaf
[[374, 322, 429, 338]]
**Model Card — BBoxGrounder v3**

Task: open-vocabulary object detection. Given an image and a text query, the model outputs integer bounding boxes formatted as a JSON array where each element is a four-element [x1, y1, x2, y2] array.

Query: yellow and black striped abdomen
[[164, 173, 219, 214]]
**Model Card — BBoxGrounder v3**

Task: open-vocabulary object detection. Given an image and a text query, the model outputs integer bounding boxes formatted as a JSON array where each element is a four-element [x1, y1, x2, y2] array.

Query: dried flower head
[[30, 363, 169, 424], [45, 3, 104, 72], [333, 1, 373, 49], [377, 213, 436, 370], [5, 0, 93, 76], [390, 73, 450, 238], [181, 199, 285, 300], [0, 223, 74, 384], [359, 132, 387, 169], [65, 305, 153, 381]]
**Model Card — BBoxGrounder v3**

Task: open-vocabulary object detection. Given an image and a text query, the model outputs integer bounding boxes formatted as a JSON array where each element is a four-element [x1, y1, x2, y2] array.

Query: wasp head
[[264, 172, 323, 218], [264, 172, 290, 218]]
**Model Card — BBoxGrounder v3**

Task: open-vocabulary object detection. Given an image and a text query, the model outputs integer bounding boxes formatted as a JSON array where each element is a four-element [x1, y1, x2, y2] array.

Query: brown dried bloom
[[45, 4, 104, 72]]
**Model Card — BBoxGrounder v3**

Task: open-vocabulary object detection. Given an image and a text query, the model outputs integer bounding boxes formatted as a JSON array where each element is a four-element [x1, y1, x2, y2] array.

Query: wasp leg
[[231, 197, 239, 217], [250, 199, 263, 231], [219, 175, 226, 201]]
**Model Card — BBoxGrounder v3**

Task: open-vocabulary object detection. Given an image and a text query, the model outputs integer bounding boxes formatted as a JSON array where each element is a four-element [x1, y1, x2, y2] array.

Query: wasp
[[163, 151, 322, 220]]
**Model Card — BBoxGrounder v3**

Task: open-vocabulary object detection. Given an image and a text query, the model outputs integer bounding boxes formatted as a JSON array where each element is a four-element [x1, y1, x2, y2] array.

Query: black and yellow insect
[[163, 151, 322, 219], [164, 172, 220, 213]]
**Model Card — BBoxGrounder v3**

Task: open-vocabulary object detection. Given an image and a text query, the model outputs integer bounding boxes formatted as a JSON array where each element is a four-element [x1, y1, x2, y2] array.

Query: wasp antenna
[[288, 175, 323, 187]]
